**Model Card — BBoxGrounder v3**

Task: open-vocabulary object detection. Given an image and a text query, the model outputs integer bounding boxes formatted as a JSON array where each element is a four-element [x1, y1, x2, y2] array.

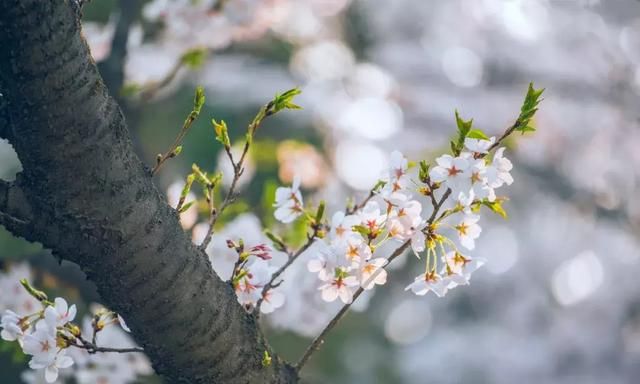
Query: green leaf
[[315, 200, 326, 224], [269, 87, 302, 115], [419, 160, 430, 183], [452, 110, 474, 155], [178, 201, 195, 213], [352, 225, 370, 238], [191, 164, 209, 186], [212, 119, 231, 148], [193, 86, 206, 114], [120, 82, 141, 97], [515, 82, 544, 134], [466, 129, 489, 140], [262, 351, 272, 367], [481, 199, 508, 219], [181, 48, 208, 69]]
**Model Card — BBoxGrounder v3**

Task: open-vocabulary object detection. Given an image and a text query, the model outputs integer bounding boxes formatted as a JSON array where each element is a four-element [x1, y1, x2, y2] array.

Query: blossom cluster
[[228, 241, 286, 314], [0, 265, 150, 384], [272, 137, 514, 304]]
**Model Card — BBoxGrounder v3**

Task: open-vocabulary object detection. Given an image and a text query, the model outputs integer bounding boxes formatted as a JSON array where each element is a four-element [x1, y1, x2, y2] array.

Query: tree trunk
[[0, 1, 298, 383]]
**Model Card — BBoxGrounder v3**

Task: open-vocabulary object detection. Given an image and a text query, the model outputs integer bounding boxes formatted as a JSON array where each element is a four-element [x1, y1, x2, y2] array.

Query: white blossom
[[329, 211, 360, 246], [429, 154, 471, 195], [354, 257, 388, 289], [274, 175, 304, 223], [464, 137, 495, 154], [1, 309, 24, 341], [405, 271, 449, 297], [319, 275, 358, 304], [455, 213, 482, 250], [45, 297, 77, 327], [486, 147, 514, 189], [441, 251, 486, 289]]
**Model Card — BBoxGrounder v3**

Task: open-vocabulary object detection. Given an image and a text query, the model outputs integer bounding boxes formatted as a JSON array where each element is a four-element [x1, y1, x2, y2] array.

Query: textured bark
[[0, 2, 298, 383]]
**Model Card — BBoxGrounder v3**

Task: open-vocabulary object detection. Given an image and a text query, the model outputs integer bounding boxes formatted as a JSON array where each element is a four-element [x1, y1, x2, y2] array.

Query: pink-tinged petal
[[338, 287, 353, 304], [320, 286, 338, 302], [67, 305, 77, 323], [411, 231, 426, 253], [54, 298, 68, 315]]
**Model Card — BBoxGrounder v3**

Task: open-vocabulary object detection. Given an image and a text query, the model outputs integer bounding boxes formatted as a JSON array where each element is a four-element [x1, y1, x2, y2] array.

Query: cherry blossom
[[308, 243, 343, 281], [465, 157, 495, 202], [45, 297, 77, 327], [260, 290, 286, 314], [354, 257, 388, 289], [486, 147, 514, 189], [274, 175, 304, 223], [464, 137, 496, 154], [441, 251, 486, 289], [429, 154, 471, 195], [329, 211, 360, 246], [319, 275, 358, 304], [455, 213, 482, 250], [385, 150, 410, 192], [357, 200, 387, 237], [30, 350, 74, 384], [405, 271, 449, 297], [1, 309, 24, 341]]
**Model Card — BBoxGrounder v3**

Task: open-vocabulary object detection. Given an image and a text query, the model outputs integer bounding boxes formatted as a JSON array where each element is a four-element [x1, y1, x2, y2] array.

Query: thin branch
[[296, 116, 525, 370], [97, 0, 141, 96], [199, 100, 275, 251], [74, 336, 144, 354], [139, 60, 185, 101], [346, 187, 377, 215], [151, 88, 204, 175], [296, 239, 411, 370], [198, 142, 247, 251], [255, 226, 320, 315]]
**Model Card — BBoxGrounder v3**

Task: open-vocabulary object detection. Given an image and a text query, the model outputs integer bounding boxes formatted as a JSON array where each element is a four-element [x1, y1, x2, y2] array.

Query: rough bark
[[0, 2, 297, 383]]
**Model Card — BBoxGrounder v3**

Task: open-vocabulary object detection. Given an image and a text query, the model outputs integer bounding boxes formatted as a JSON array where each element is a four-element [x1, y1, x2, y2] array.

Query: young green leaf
[[193, 86, 206, 114], [181, 48, 208, 69], [268, 87, 302, 116], [212, 119, 231, 149], [515, 82, 544, 134], [466, 129, 489, 140]]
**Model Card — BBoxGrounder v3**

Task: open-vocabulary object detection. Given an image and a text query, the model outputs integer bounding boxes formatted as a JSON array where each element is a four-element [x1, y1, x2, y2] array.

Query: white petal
[[45, 366, 59, 383], [320, 286, 338, 302]]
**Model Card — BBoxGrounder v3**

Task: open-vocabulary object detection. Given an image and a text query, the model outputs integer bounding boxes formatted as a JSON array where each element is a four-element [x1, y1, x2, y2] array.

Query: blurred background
[[2, 0, 640, 383]]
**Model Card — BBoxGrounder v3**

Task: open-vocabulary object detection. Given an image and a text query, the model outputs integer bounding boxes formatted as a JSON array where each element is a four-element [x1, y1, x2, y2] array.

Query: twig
[[295, 116, 524, 371], [139, 61, 185, 102], [74, 336, 144, 354], [198, 141, 248, 251], [295, 239, 411, 370], [254, 227, 320, 314], [346, 189, 376, 215], [151, 87, 205, 175]]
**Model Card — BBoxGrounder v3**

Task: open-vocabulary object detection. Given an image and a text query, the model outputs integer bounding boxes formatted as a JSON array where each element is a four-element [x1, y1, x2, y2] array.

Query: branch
[[199, 94, 293, 251], [74, 336, 144, 354], [255, 226, 320, 314], [296, 112, 526, 370], [296, 239, 412, 370], [97, 0, 141, 96], [0, 2, 297, 383]]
